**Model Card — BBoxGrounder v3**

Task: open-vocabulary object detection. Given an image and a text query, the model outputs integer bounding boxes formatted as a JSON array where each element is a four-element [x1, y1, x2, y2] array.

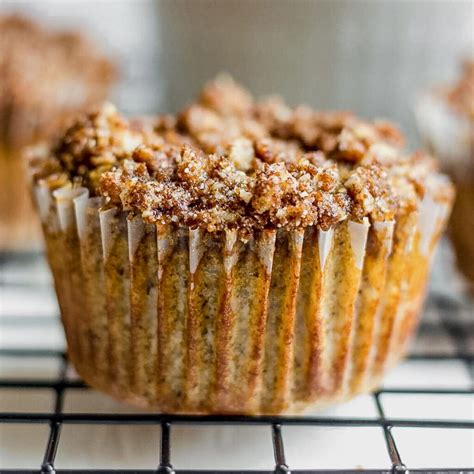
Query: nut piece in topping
[[227, 138, 255, 172], [199, 74, 254, 116]]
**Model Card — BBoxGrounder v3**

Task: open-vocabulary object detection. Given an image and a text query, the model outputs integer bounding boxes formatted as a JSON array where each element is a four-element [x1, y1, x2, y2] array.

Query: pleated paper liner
[[34, 183, 450, 414], [416, 94, 474, 286]]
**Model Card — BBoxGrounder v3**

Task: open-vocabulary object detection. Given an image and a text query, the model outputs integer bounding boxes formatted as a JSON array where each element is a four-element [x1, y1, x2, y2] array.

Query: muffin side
[[32, 181, 450, 414]]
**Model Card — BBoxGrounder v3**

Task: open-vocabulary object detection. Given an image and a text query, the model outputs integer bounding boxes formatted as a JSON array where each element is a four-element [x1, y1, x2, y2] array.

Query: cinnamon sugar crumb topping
[[29, 77, 454, 236]]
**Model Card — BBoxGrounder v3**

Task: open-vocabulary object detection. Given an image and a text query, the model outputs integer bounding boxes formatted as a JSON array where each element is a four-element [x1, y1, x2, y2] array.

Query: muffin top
[[29, 76, 453, 236], [440, 59, 474, 120], [0, 15, 116, 147]]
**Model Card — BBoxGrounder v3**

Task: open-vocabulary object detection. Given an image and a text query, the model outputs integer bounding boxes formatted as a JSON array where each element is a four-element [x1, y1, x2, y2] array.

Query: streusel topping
[[29, 77, 453, 236]]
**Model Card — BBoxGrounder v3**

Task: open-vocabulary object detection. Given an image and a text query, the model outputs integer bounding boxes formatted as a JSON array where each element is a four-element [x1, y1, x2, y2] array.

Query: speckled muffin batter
[[29, 76, 453, 414]]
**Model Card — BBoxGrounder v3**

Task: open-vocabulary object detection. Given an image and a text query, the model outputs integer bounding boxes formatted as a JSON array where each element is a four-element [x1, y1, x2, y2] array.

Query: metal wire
[[0, 349, 472, 473], [0, 251, 472, 473], [374, 392, 406, 473], [41, 357, 67, 474], [157, 421, 174, 474]]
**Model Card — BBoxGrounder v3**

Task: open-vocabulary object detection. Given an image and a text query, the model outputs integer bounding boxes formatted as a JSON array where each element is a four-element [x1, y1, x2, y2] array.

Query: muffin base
[[36, 185, 450, 414]]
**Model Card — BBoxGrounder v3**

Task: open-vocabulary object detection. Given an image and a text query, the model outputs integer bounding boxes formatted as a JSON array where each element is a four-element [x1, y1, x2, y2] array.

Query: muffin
[[416, 59, 474, 287], [28, 77, 453, 414], [0, 15, 116, 249]]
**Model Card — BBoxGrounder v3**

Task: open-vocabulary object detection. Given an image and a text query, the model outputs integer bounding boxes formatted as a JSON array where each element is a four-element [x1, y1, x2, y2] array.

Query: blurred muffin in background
[[0, 15, 116, 249], [416, 59, 474, 289]]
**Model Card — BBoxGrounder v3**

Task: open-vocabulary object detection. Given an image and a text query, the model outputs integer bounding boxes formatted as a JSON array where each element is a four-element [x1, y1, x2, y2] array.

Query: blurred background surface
[[1, 0, 161, 115], [2, 0, 472, 144], [1, 0, 472, 289]]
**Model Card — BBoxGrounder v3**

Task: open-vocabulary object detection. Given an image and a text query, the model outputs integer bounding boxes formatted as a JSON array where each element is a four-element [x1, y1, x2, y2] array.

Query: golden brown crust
[[29, 77, 453, 236]]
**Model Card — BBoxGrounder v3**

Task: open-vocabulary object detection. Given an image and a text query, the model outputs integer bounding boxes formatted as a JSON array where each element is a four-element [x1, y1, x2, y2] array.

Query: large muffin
[[28, 77, 453, 414], [416, 59, 474, 288], [0, 15, 116, 249]]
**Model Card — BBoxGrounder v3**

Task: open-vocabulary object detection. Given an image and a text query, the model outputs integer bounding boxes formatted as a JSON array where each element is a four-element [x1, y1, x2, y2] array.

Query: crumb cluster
[[29, 75, 453, 236]]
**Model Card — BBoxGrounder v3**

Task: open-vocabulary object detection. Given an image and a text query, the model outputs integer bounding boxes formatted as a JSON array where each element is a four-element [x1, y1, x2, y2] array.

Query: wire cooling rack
[[0, 252, 473, 474]]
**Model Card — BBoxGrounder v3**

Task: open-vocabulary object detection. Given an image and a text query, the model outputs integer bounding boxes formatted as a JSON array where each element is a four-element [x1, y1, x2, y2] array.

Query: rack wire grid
[[0, 251, 473, 474]]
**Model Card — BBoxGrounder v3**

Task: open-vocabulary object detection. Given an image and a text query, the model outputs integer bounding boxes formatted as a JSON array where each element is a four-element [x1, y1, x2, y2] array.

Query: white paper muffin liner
[[35, 183, 449, 414]]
